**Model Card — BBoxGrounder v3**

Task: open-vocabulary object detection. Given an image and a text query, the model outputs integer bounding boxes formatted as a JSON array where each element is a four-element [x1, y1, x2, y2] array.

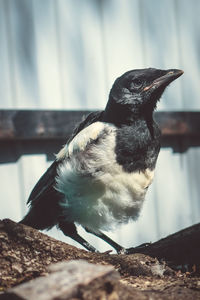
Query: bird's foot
[[117, 248, 128, 255], [101, 250, 113, 255], [123, 242, 152, 255]]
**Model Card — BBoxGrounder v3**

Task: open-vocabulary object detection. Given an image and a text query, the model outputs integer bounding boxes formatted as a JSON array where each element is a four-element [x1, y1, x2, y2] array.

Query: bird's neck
[[103, 96, 154, 126], [103, 97, 138, 125]]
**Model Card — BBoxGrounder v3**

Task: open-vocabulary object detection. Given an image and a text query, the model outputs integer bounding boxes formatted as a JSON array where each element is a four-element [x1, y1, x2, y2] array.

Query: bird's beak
[[153, 69, 184, 87], [143, 69, 184, 91]]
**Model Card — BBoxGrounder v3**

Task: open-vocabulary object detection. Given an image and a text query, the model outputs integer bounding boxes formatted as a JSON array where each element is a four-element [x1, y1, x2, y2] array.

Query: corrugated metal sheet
[[0, 0, 199, 252]]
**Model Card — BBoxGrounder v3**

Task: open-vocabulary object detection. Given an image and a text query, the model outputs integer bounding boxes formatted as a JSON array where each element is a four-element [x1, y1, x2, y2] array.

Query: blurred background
[[0, 0, 200, 252]]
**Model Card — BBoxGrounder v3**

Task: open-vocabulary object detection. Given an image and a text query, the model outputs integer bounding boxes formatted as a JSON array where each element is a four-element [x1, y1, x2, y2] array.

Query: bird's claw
[[101, 250, 113, 255], [117, 248, 128, 255], [123, 242, 151, 255], [135, 242, 151, 249]]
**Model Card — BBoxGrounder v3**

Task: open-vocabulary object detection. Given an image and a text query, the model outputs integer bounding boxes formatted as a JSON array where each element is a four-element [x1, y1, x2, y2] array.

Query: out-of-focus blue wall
[[0, 0, 200, 252]]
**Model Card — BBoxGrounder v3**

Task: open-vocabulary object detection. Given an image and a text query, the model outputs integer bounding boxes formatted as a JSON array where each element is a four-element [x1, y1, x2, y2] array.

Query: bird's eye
[[133, 79, 143, 89], [129, 79, 143, 91]]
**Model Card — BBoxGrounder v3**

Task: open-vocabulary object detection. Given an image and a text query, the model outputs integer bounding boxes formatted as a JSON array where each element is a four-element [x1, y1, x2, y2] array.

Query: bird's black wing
[[68, 111, 104, 144], [27, 110, 104, 207]]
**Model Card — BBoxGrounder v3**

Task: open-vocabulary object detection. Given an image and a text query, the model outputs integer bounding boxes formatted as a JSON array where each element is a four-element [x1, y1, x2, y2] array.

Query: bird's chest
[[55, 124, 155, 231], [115, 122, 160, 172], [98, 165, 154, 209]]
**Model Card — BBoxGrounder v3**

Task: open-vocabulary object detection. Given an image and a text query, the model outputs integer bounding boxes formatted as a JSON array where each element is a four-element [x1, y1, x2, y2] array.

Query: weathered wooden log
[[1, 260, 200, 300], [0, 219, 171, 289], [0, 219, 200, 299], [0, 260, 120, 300]]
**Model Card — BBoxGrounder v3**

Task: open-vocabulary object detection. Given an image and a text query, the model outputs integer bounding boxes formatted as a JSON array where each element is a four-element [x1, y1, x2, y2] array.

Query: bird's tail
[[19, 207, 56, 230], [19, 209, 42, 229]]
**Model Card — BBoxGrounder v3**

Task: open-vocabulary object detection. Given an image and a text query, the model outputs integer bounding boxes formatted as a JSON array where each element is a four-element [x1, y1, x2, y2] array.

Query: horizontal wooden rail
[[0, 110, 200, 140], [0, 110, 199, 163], [0, 110, 91, 141]]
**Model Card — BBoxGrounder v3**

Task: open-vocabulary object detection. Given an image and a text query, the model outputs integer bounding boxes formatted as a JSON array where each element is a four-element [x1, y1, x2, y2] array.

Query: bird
[[20, 68, 183, 254]]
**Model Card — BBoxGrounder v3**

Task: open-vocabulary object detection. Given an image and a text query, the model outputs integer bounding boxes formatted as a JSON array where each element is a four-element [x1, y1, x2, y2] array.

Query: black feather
[[21, 110, 104, 229]]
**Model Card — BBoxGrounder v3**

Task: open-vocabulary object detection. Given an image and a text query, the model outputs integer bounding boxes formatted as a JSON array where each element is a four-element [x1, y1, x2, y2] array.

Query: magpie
[[20, 68, 183, 253]]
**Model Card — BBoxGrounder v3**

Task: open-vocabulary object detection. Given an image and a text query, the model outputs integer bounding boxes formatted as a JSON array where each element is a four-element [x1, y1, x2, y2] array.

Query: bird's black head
[[104, 68, 183, 124]]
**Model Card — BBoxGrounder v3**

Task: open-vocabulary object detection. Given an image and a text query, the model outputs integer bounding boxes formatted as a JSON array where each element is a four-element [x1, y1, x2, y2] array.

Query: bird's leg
[[84, 227, 126, 254], [58, 221, 98, 252]]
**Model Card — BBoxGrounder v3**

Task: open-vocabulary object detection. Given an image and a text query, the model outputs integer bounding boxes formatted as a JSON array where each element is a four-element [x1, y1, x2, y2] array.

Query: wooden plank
[[0, 110, 91, 140], [0, 1, 14, 108], [0, 110, 200, 141], [155, 111, 200, 137], [32, 0, 63, 108], [141, 0, 183, 110], [101, 0, 144, 85], [176, 0, 200, 110], [4, 0, 39, 108]]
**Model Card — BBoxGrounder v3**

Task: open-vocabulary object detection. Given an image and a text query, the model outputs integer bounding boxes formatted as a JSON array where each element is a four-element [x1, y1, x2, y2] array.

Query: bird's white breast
[[55, 122, 154, 232]]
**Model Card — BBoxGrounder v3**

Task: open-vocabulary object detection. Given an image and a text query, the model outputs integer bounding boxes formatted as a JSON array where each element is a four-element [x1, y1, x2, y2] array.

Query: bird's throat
[[103, 97, 140, 126]]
